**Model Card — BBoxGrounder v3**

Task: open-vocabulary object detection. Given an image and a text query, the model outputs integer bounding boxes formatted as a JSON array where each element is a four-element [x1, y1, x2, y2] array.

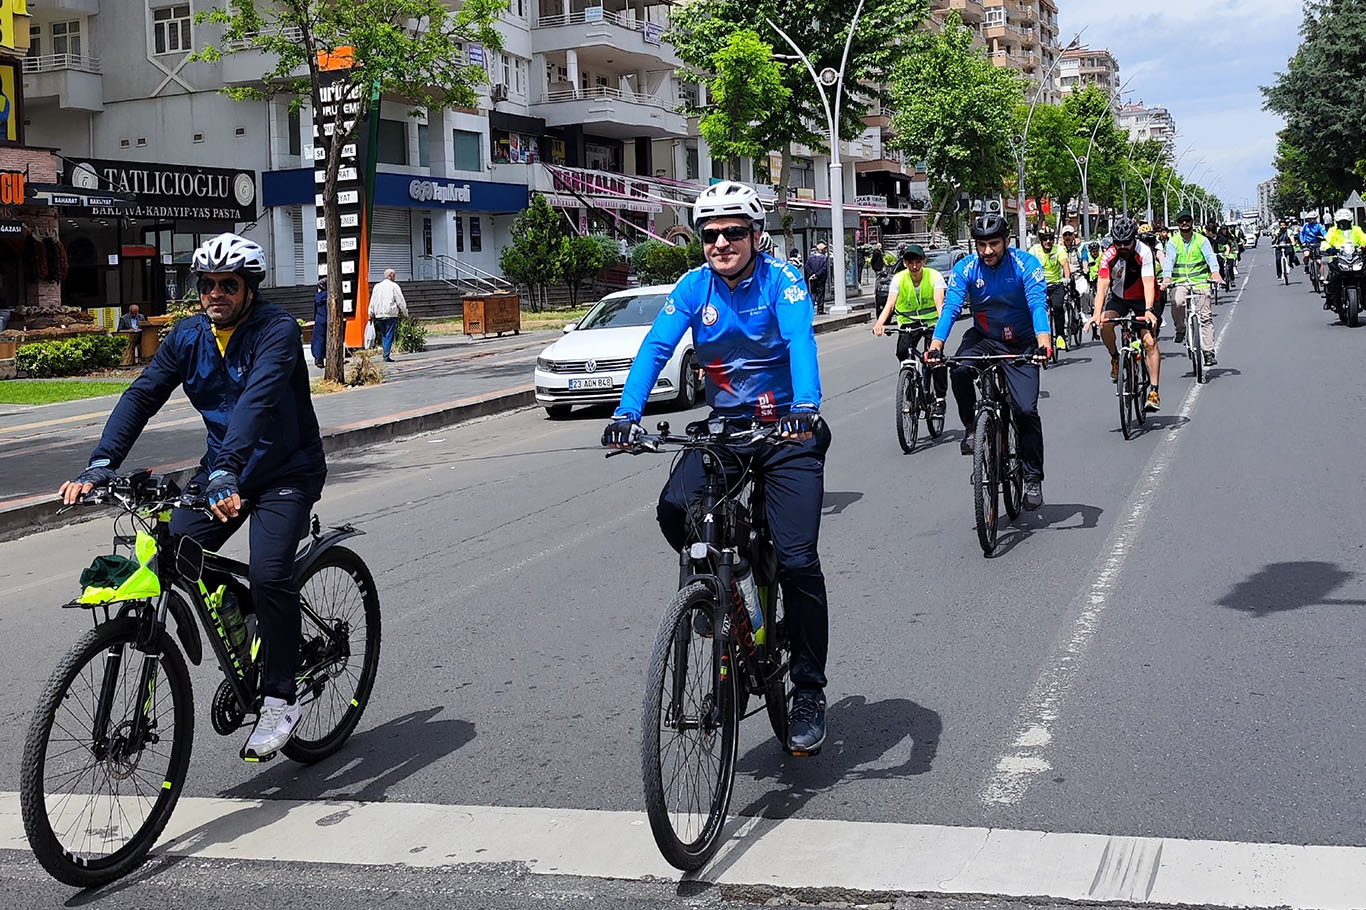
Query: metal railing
[[537, 85, 675, 110], [22, 53, 101, 74], [418, 254, 511, 296], [534, 8, 658, 32], [223, 25, 305, 51]]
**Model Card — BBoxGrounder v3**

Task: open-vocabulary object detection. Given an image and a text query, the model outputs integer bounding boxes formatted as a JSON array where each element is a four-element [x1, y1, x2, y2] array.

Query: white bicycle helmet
[[192, 232, 268, 279], [1334, 208, 1353, 226], [692, 181, 765, 227]]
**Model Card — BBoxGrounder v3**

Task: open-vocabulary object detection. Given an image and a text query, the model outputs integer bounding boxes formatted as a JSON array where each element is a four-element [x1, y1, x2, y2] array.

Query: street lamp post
[[1010, 30, 1084, 246], [768, 0, 864, 315], [1163, 143, 1195, 226]]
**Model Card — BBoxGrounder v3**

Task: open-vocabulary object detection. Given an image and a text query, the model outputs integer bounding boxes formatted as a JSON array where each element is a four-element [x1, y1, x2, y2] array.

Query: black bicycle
[[21, 471, 381, 887], [888, 324, 945, 452], [942, 355, 1033, 555], [1064, 280, 1085, 350], [1104, 316, 1151, 439], [611, 420, 791, 871], [1306, 247, 1323, 295]]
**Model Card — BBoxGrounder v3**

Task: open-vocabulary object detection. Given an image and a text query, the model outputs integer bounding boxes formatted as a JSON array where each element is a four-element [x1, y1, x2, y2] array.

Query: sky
[[1057, 0, 1304, 217]]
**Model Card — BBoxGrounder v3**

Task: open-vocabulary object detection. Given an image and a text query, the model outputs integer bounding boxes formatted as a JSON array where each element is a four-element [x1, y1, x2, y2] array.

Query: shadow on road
[[683, 695, 940, 887], [1048, 355, 1093, 369], [822, 491, 863, 515], [989, 501, 1104, 557], [1203, 367, 1242, 380], [1217, 561, 1366, 617]]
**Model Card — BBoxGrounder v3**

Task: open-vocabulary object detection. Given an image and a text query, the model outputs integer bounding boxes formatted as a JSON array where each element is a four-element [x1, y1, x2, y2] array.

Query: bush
[[395, 317, 427, 353], [630, 240, 691, 286], [16, 334, 128, 378]]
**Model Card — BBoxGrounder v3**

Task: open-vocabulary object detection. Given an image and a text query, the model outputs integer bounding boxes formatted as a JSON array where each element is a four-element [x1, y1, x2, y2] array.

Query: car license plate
[[568, 377, 614, 390]]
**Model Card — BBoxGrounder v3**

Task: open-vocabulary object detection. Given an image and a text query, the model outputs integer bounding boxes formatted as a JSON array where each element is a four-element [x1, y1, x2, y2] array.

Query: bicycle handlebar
[[606, 419, 787, 458], [61, 470, 235, 517]]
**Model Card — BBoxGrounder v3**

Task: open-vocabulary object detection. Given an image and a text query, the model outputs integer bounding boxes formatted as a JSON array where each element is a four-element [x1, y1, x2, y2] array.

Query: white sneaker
[[243, 696, 300, 761]]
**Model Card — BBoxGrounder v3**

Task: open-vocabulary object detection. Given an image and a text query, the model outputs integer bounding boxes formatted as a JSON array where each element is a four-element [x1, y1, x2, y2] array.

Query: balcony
[[22, 54, 103, 111], [532, 8, 680, 68], [40, 0, 98, 12], [948, 0, 985, 22], [221, 26, 308, 86], [530, 85, 686, 139]]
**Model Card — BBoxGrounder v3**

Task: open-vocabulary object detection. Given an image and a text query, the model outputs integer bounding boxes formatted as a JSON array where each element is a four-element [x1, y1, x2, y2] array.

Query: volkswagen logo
[[585, 359, 597, 373]]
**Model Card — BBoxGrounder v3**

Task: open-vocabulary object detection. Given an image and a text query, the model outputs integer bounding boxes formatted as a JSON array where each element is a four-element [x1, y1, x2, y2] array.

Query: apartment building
[[928, 0, 1062, 102], [1059, 46, 1119, 105], [1118, 101, 1176, 150], [1258, 176, 1278, 223]]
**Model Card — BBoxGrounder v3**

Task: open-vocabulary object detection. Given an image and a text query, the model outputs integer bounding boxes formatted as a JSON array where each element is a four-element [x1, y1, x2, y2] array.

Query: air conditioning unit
[[490, 83, 509, 102]]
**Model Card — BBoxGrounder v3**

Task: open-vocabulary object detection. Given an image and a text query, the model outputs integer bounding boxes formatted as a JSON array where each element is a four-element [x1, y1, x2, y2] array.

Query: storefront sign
[[644, 22, 663, 45], [0, 169, 23, 206], [313, 57, 368, 317], [408, 179, 471, 204], [0, 56, 23, 145], [65, 158, 257, 220], [853, 194, 885, 208], [0, 218, 22, 235], [468, 44, 484, 66]]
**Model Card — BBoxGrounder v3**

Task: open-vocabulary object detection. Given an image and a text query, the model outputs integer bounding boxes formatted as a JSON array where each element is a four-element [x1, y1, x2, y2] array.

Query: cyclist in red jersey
[[1087, 216, 1162, 411]]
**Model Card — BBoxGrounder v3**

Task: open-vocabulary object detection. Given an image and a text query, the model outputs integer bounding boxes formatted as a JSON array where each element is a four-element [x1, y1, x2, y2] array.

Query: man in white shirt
[[369, 268, 409, 362]]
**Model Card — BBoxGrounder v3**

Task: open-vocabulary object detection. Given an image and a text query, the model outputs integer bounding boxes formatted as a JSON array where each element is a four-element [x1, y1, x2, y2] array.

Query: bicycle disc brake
[[211, 678, 248, 736]]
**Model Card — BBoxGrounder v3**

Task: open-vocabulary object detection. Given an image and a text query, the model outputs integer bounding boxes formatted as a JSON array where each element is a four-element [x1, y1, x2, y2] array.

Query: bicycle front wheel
[[1001, 411, 1023, 520], [1118, 348, 1134, 440], [284, 546, 382, 764], [973, 409, 999, 555], [21, 617, 194, 888], [895, 368, 919, 453], [642, 582, 738, 871]]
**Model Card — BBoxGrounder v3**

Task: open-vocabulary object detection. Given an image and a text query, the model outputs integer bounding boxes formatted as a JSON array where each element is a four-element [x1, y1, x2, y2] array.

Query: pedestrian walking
[[368, 268, 409, 362], [312, 278, 328, 368], [805, 241, 830, 315]]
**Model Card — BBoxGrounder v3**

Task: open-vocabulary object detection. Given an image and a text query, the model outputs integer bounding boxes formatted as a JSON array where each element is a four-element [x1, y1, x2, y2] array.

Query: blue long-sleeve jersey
[[90, 300, 325, 492], [933, 248, 1051, 345], [1300, 222, 1327, 248], [614, 254, 821, 422]]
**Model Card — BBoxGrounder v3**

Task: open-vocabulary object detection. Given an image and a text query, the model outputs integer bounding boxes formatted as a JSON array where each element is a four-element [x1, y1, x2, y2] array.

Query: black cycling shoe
[[787, 690, 826, 756], [933, 398, 946, 417], [1173, 328, 1185, 344], [959, 432, 975, 456], [1203, 350, 1217, 366], [1023, 479, 1044, 511]]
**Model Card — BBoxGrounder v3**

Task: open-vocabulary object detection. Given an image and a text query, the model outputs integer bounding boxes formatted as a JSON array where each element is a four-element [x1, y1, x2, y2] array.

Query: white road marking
[[981, 263, 1254, 807], [3, 791, 1364, 908]]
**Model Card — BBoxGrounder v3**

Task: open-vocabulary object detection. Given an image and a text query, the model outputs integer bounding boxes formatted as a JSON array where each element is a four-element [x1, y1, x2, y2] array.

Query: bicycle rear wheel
[[759, 570, 789, 747], [1135, 354, 1149, 426], [642, 582, 738, 871], [894, 368, 919, 453], [21, 617, 194, 888], [972, 409, 999, 555], [1118, 346, 1134, 440], [283, 546, 382, 764], [1001, 411, 1023, 520], [923, 365, 945, 439]]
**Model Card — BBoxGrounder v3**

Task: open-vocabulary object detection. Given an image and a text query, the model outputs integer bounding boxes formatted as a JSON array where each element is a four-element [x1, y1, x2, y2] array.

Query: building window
[[685, 144, 698, 181], [514, 58, 528, 97], [152, 4, 192, 55], [470, 217, 482, 252], [452, 129, 481, 170], [288, 107, 301, 156], [418, 123, 430, 167], [26, 26, 39, 58], [377, 118, 408, 165], [455, 216, 464, 253], [52, 20, 82, 58]]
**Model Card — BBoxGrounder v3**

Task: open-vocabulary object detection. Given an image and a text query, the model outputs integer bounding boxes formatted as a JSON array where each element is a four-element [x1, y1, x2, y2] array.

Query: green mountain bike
[[20, 470, 381, 888]]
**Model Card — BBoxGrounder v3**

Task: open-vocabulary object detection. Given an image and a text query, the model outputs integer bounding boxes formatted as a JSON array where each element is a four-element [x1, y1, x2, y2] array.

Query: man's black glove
[[73, 460, 116, 491], [1033, 344, 1052, 362], [205, 470, 240, 507], [601, 418, 644, 448], [924, 348, 945, 365], [777, 406, 821, 438]]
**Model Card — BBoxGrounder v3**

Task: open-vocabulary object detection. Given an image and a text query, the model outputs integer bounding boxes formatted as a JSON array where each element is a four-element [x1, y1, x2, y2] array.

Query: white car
[[533, 285, 702, 419]]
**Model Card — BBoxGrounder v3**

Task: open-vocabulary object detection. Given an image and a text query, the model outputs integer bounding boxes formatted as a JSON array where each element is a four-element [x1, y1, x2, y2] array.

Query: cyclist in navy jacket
[[60, 233, 326, 762], [926, 214, 1051, 509], [603, 181, 831, 756]]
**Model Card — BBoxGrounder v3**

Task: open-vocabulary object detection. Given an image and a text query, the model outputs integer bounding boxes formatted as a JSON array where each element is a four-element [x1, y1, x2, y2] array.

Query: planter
[[300, 321, 314, 344]]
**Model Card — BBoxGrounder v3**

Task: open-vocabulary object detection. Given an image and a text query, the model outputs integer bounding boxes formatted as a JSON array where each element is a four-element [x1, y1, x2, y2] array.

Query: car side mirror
[[562, 323, 577, 334]]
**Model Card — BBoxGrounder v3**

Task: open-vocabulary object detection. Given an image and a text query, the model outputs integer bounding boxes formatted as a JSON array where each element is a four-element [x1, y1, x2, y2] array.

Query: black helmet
[[1139, 230, 1156, 246], [1110, 216, 1138, 244], [971, 213, 1009, 240]]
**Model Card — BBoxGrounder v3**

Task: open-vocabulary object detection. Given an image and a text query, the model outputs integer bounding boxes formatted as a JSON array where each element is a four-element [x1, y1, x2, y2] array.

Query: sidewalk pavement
[[0, 296, 876, 540]]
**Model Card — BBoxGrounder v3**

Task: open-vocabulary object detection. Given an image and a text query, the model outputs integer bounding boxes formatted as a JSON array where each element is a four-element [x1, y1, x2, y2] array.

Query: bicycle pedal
[[788, 746, 822, 758], [240, 745, 279, 763]]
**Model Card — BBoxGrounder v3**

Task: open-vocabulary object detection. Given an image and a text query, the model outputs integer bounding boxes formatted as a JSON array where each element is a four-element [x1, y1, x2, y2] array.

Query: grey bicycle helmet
[[192, 233, 267, 281], [1110, 216, 1138, 244], [971, 213, 1009, 240]]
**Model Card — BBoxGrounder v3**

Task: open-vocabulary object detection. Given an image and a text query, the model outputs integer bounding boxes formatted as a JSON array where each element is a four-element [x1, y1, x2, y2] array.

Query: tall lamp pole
[[768, 0, 864, 315], [1163, 143, 1195, 226], [1068, 77, 1132, 240], [1011, 30, 1084, 246]]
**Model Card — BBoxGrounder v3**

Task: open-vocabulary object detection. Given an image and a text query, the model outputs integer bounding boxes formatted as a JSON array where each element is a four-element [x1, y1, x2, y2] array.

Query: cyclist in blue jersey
[[925, 213, 1051, 510], [602, 181, 831, 756]]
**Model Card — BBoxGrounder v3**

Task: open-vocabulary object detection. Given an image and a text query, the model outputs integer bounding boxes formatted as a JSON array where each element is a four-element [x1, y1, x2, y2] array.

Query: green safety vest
[[1028, 244, 1066, 283], [1169, 234, 1212, 283], [893, 267, 941, 323]]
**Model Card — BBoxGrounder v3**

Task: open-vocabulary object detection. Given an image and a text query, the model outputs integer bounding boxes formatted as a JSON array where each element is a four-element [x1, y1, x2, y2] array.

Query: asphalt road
[[2, 250, 1364, 908]]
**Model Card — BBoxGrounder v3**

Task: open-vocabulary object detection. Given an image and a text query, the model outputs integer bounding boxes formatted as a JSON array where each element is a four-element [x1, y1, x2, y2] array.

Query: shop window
[[152, 4, 192, 55], [53, 20, 82, 58], [418, 124, 430, 167], [545, 137, 566, 166], [455, 216, 464, 253], [452, 129, 481, 171], [377, 118, 408, 165], [491, 130, 538, 164], [470, 217, 482, 253], [288, 108, 301, 157], [26, 26, 39, 58]]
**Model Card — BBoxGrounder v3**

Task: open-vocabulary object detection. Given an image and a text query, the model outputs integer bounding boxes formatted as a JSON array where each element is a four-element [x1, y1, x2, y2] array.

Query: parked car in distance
[[533, 285, 701, 419]]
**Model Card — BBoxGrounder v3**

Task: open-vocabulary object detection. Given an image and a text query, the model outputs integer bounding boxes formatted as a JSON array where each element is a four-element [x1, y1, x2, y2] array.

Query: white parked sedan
[[533, 284, 702, 419]]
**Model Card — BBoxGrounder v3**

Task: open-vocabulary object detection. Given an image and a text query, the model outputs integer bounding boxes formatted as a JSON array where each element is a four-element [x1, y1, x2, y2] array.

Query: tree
[[197, 0, 504, 383], [1018, 102, 1080, 228], [887, 15, 1021, 232], [560, 235, 620, 310], [696, 31, 790, 181], [1062, 84, 1127, 217], [500, 194, 566, 313], [670, 0, 928, 248]]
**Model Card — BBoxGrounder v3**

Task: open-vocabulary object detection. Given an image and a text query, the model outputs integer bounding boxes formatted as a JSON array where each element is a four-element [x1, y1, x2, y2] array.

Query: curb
[[0, 315, 869, 542]]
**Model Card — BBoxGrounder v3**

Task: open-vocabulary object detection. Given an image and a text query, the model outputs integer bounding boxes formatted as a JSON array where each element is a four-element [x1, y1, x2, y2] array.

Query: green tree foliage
[[501, 195, 568, 312], [561, 235, 622, 309], [630, 241, 692, 285], [670, 0, 928, 245], [1018, 102, 1080, 224], [196, 0, 504, 382], [697, 31, 790, 180], [1263, 0, 1366, 204], [1061, 84, 1128, 213], [887, 15, 1021, 230]]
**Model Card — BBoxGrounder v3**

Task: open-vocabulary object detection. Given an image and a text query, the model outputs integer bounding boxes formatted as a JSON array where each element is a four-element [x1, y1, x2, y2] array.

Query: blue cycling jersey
[[933, 248, 1050, 345], [614, 253, 821, 422], [1300, 223, 1327, 247]]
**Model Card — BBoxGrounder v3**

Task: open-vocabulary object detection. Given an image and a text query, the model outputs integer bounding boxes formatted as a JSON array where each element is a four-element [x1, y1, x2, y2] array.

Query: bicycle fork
[[91, 593, 173, 763]]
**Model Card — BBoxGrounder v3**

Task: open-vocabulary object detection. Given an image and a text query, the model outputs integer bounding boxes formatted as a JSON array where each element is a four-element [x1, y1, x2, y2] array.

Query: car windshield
[[577, 293, 669, 330], [925, 250, 957, 273]]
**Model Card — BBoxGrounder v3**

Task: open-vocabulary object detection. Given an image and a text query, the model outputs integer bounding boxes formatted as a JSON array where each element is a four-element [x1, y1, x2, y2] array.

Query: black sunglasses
[[197, 276, 242, 296], [700, 225, 753, 244]]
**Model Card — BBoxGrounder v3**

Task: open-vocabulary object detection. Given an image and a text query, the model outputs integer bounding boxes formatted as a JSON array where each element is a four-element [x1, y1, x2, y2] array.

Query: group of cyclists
[[1272, 209, 1366, 309]]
